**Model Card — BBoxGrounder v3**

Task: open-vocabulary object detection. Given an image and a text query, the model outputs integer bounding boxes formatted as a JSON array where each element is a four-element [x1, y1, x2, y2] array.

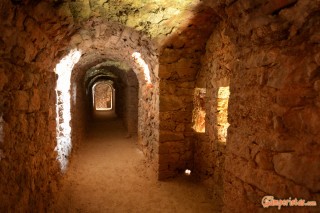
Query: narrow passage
[[53, 112, 214, 212]]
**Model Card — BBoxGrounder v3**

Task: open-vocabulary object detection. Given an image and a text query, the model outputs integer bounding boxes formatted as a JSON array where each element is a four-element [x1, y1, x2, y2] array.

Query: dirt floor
[[52, 112, 215, 213]]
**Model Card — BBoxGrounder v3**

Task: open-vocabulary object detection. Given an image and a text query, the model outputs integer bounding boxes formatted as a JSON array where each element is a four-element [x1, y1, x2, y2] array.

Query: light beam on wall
[[132, 52, 152, 85], [54, 49, 81, 172]]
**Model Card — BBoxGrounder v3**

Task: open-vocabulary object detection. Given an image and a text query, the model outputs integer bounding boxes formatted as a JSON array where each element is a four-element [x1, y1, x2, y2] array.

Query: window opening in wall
[[0, 113, 4, 161], [54, 49, 81, 172], [92, 82, 114, 111], [192, 88, 206, 133], [217, 86, 230, 144], [132, 52, 152, 86]]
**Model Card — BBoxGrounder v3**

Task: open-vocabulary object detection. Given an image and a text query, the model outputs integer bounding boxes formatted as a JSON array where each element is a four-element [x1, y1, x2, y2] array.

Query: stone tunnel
[[0, 0, 320, 212]]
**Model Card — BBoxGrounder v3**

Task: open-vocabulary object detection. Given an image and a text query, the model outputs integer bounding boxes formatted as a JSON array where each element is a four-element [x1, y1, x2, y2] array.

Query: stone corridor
[[0, 0, 320, 212]]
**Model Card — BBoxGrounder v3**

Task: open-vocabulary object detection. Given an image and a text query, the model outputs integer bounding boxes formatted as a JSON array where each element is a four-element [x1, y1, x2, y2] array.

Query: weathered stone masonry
[[0, 1, 69, 211], [195, 0, 320, 212], [0, 0, 320, 212]]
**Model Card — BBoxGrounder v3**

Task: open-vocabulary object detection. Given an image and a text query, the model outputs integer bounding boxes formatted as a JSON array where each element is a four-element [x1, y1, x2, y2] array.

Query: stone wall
[[0, 1, 69, 211], [0, 62, 59, 212], [0, 0, 160, 207], [196, 0, 320, 211]]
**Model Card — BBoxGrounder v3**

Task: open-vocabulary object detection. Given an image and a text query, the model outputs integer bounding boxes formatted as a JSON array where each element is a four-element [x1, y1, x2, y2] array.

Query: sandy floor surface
[[52, 112, 215, 213]]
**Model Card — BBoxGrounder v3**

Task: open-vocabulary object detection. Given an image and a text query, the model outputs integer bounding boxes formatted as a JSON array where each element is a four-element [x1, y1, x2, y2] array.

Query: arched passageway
[[52, 41, 214, 211], [83, 61, 139, 134]]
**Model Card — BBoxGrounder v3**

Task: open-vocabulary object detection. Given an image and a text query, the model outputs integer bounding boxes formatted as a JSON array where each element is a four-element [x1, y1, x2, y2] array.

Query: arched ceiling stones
[[1, 0, 218, 86], [84, 60, 131, 95], [67, 19, 158, 91]]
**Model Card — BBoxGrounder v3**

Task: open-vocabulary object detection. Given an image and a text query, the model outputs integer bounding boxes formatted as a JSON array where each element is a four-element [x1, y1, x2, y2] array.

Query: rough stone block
[[283, 109, 303, 132], [158, 153, 180, 166], [301, 107, 320, 135], [29, 89, 40, 112], [222, 172, 259, 212], [175, 58, 198, 79], [158, 170, 176, 180], [254, 150, 273, 170], [262, 0, 298, 14], [0, 69, 8, 91], [159, 121, 176, 131], [315, 52, 320, 66], [273, 153, 320, 192], [276, 93, 301, 107], [266, 64, 291, 89], [272, 116, 286, 132], [11, 45, 25, 64], [160, 95, 184, 111], [15, 91, 29, 111], [225, 154, 291, 197], [159, 131, 184, 142], [175, 123, 185, 132], [159, 141, 184, 154], [18, 114, 28, 135], [314, 80, 320, 92], [158, 64, 172, 79], [159, 48, 181, 62], [274, 136, 298, 152]]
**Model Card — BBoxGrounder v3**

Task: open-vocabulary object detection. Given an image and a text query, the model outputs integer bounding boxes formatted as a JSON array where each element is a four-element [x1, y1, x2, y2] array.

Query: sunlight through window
[[54, 49, 81, 172], [217, 86, 230, 144]]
